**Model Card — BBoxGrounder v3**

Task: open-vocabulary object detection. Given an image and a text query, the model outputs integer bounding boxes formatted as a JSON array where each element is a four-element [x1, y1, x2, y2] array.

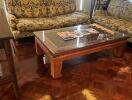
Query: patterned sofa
[[92, 0, 132, 36], [5, 0, 89, 39]]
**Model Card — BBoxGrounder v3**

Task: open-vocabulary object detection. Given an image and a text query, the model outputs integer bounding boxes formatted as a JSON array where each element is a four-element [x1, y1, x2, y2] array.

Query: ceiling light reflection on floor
[[37, 94, 52, 100], [82, 89, 97, 100]]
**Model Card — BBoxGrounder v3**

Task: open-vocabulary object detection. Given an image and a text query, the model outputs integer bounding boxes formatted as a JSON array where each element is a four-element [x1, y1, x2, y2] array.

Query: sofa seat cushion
[[16, 12, 89, 31], [93, 12, 132, 35]]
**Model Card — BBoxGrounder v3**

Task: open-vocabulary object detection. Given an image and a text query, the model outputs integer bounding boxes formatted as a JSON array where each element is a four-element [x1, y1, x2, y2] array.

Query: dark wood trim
[[0, 39, 19, 97]]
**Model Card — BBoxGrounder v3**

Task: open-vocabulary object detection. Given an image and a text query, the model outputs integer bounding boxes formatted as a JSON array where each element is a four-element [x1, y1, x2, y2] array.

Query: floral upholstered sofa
[[5, 0, 89, 39], [92, 0, 132, 36]]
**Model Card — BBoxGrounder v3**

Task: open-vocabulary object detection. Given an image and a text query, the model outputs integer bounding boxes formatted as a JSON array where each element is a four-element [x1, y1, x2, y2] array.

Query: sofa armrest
[[6, 13, 18, 29]]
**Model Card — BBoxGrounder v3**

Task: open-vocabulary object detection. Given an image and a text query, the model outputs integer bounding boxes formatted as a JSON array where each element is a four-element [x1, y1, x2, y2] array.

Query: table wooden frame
[[35, 37, 127, 79]]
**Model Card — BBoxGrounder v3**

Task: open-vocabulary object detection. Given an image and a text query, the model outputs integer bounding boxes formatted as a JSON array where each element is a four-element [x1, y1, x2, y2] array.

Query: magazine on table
[[57, 28, 99, 40]]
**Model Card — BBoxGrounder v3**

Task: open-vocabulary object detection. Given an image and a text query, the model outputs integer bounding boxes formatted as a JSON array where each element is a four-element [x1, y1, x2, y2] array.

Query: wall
[[0, 0, 4, 8]]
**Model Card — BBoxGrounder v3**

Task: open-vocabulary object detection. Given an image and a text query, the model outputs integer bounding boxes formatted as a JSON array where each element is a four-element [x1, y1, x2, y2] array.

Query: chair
[[92, 0, 132, 36]]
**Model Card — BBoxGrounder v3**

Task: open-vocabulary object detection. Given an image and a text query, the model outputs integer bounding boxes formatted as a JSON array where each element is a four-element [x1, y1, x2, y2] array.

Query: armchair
[[92, 0, 132, 36]]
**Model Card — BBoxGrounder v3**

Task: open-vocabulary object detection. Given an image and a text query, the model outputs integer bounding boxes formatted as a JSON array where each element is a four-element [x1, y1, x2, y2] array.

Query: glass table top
[[34, 25, 128, 56]]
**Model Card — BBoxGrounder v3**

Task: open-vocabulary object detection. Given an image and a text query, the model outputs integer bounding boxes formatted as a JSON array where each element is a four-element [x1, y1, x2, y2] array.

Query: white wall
[[0, 0, 4, 8]]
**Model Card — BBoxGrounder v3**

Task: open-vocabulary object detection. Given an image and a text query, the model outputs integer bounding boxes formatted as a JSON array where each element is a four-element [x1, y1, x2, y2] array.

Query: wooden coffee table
[[34, 24, 128, 79]]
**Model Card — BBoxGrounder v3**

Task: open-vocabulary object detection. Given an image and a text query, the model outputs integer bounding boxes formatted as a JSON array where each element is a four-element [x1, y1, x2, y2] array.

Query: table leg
[[113, 44, 126, 58], [3, 39, 19, 97], [35, 39, 50, 74], [51, 58, 62, 79], [35, 38, 44, 55], [35, 39, 44, 66]]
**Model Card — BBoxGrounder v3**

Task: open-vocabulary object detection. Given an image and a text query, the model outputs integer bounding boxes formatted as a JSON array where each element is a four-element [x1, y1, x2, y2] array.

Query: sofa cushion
[[47, 0, 76, 17], [119, 0, 132, 21], [6, 0, 48, 18], [6, 0, 76, 18], [93, 12, 132, 35], [16, 12, 89, 31], [107, 0, 132, 21], [107, 0, 124, 18]]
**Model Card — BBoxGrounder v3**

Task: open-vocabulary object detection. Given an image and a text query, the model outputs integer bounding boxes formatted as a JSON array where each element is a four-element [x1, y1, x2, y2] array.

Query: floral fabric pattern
[[119, 1, 132, 21], [7, 13, 18, 29], [12, 30, 34, 39], [16, 12, 89, 31], [107, 0, 123, 18], [10, 11, 89, 39], [6, 0, 76, 18], [47, 0, 76, 17], [107, 0, 132, 21], [6, 0, 89, 39], [93, 10, 132, 35]]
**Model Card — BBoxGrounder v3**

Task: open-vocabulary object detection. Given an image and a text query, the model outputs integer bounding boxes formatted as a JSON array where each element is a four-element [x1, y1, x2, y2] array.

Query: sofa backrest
[[107, 0, 123, 18], [6, 0, 76, 18], [107, 0, 132, 21], [119, 0, 132, 21]]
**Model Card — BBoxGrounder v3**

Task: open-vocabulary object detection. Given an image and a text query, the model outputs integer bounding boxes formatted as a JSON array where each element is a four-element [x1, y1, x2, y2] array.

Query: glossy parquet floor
[[0, 42, 132, 100]]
